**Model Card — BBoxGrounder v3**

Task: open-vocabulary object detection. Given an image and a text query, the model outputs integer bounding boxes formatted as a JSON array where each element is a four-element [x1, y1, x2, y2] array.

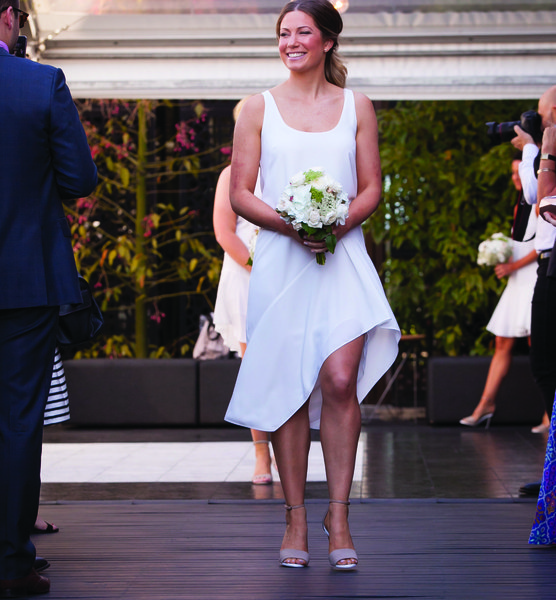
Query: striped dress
[[44, 348, 70, 425]]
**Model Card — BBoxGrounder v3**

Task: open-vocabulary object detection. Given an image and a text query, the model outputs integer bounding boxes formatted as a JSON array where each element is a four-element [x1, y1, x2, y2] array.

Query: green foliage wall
[[68, 99, 233, 358], [369, 99, 538, 356]]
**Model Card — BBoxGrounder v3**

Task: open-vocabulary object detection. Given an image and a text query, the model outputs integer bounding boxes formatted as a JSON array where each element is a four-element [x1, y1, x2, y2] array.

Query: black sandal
[[33, 522, 59, 534]]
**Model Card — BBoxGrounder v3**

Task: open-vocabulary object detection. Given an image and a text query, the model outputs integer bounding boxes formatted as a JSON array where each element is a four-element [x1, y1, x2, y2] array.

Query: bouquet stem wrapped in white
[[477, 232, 513, 267], [276, 167, 350, 265]]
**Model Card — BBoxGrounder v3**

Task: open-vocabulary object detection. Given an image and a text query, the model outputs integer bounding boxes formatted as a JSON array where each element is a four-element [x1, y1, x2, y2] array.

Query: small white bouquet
[[275, 167, 350, 265], [246, 227, 259, 267], [477, 232, 513, 267]]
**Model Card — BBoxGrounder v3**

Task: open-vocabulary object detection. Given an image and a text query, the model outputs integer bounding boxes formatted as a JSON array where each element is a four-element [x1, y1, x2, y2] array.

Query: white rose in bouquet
[[289, 170, 308, 187], [306, 208, 323, 229]]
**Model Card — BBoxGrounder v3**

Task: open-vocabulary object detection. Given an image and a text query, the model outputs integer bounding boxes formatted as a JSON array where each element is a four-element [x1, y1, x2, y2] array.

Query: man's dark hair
[[0, 1, 17, 12]]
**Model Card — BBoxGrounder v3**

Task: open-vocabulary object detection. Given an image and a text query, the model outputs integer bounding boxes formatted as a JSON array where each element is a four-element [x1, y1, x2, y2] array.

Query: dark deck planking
[[35, 501, 554, 600]]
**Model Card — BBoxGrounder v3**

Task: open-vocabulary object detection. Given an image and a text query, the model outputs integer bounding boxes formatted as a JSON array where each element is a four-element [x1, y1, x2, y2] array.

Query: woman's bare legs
[[463, 335, 549, 428], [467, 336, 515, 421], [320, 336, 365, 567], [271, 403, 311, 566]]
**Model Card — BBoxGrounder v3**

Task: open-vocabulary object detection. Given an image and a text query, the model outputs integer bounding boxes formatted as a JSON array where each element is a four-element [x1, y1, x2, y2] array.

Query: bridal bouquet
[[276, 167, 350, 265], [477, 232, 513, 267], [246, 227, 259, 267]]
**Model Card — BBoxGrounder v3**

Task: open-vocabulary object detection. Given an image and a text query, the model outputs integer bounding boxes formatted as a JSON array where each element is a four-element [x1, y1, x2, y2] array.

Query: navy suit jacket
[[0, 48, 97, 309]]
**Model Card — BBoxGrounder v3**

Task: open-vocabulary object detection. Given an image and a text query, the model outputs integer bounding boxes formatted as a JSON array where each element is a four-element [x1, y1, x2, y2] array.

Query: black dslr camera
[[486, 110, 543, 145], [14, 35, 26, 58]]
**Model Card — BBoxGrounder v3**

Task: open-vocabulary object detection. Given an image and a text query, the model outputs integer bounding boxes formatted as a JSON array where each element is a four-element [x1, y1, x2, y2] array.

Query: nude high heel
[[279, 504, 309, 568], [252, 440, 273, 485], [322, 500, 358, 570], [459, 412, 494, 428]]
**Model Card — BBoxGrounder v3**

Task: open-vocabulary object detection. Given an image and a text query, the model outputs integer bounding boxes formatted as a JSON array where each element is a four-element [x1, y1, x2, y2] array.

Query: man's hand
[[511, 125, 534, 151], [541, 125, 556, 155]]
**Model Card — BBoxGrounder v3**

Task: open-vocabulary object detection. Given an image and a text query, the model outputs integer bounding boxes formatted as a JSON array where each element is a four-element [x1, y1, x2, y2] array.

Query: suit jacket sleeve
[[49, 69, 97, 199]]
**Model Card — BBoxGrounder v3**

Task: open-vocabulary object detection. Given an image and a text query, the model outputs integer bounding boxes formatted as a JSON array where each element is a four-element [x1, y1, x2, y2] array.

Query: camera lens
[[486, 120, 520, 145]]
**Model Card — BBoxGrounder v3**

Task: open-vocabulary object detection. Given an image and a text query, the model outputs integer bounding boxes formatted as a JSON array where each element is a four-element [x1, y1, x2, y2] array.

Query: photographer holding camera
[[510, 85, 556, 499]]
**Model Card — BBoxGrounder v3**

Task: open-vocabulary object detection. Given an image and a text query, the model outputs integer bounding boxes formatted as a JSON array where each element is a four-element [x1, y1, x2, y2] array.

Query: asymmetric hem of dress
[[224, 88, 400, 432]]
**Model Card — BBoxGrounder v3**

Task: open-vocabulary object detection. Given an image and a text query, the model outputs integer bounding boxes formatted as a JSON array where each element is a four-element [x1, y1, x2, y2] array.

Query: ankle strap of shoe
[[329, 499, 350, 506], [253, 440, 269, 445], [284, 504, 305, 511]]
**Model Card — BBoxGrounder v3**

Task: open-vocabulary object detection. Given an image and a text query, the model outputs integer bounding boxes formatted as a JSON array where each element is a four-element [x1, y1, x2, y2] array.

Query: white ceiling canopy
[[23, 1, 556, 101]]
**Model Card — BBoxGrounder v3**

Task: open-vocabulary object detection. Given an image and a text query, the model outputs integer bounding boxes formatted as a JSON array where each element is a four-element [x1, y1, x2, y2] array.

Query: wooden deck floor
[[35, 500, 554, 600]]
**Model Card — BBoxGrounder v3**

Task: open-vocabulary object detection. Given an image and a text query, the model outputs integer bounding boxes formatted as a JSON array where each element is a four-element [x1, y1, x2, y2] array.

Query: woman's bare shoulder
[[352, 90, 375, 112], [351, 91, 377, 127], [238, 93, 265, 126]]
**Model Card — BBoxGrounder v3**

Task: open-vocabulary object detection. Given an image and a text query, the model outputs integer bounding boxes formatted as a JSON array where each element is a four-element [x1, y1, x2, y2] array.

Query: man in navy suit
[[0, 1, 97, 595]]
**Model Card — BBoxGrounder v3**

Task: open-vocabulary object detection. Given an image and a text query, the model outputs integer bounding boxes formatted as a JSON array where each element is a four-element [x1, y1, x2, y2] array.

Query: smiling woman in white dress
[[225, 0, 400, 570]]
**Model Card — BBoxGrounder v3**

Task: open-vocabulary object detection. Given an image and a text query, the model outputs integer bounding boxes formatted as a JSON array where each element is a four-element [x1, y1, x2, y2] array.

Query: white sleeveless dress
[[486, 206, 538, 338], [225, 89, 400, 432], [213, 215, 258, 354]]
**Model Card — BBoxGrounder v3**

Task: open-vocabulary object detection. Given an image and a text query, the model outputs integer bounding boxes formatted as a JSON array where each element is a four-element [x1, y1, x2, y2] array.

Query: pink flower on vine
[[143, 215, 155, 238], [117, 146, 130, 160], [76, 198, 94, 210], [221, 147, 232, 156], [150, 311, 166, 324], [175, 121, 199, 152]]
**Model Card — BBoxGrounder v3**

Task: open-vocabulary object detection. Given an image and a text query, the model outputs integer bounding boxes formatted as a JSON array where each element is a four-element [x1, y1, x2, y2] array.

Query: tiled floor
[[41, 420, 549, 502], [41, 440, 364, 483]]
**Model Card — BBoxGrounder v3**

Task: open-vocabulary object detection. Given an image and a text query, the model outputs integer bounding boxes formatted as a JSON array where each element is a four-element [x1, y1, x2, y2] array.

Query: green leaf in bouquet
[[300, 224, 320, 237], [325, 233, 337, 254]]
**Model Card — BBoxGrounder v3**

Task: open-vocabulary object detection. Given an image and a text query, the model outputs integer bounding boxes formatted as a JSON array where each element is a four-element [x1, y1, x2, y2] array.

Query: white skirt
[[213, 253, 250, 354], [486, 241, 538, 338], [225, 226, 400, 432]]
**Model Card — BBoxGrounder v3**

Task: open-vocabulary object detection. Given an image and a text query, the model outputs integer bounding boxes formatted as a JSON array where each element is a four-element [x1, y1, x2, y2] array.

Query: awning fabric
[[29, 8, 556, 100]]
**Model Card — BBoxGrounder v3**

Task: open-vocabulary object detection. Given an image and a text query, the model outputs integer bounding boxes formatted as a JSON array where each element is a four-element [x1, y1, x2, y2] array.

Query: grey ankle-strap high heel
[[322, 500, 358, 570], [279, 504, 309, 568]]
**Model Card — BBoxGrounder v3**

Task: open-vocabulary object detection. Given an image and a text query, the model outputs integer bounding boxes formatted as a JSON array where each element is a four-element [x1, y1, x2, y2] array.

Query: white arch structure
[[27, 1, 556, 100]]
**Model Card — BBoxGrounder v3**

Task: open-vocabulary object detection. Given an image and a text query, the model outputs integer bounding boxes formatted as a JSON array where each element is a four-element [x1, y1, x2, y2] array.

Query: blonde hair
[[233, 97, 252, 122], [276, 0, 347, 88]]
